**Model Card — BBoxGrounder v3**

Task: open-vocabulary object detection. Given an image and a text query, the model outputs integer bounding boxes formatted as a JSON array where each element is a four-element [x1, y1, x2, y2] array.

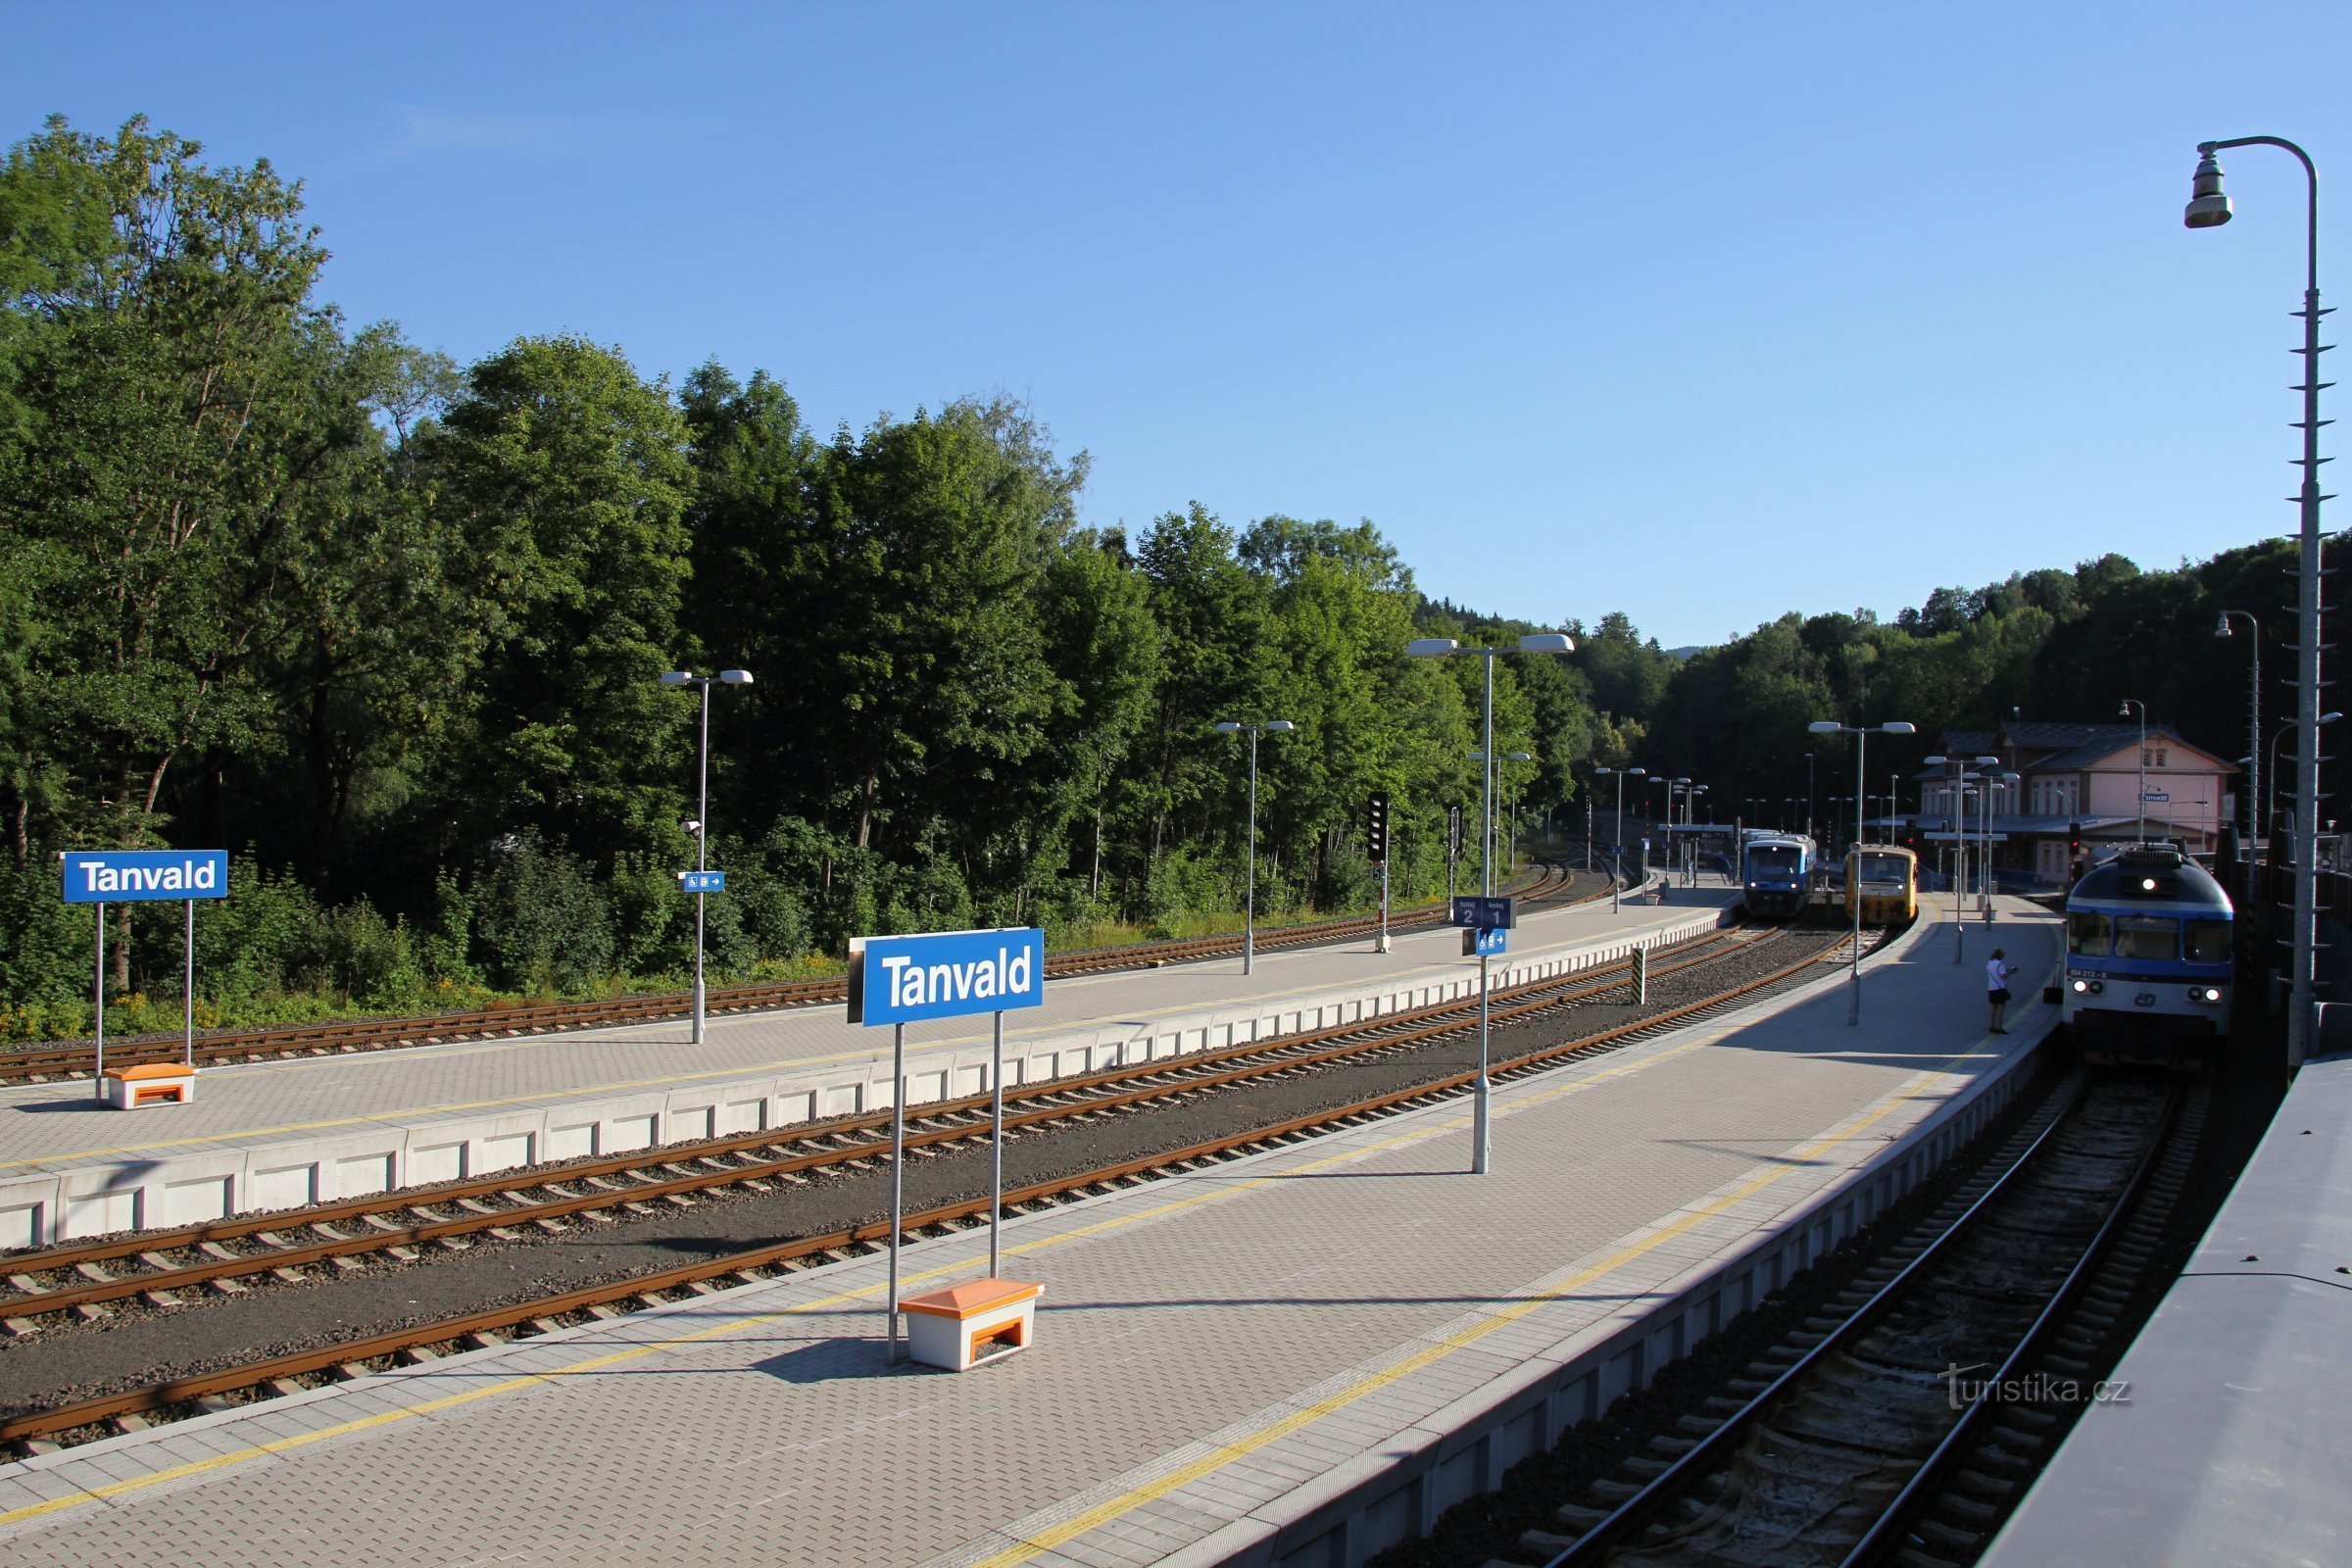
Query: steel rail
[[1540, 1071, 2182, 1568], [1, 865, 1605, 1082], [0, 919, 1835, 1448], [0, 924, 1776, 1318]]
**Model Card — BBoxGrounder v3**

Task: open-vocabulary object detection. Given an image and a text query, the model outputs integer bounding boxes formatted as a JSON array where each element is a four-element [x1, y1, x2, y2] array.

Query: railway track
[[0, 864, 1605, 1085], [0, 915, 1853, 1455], [0, 919, 1771, 1326], [1501, 1064, 2190, 1568]]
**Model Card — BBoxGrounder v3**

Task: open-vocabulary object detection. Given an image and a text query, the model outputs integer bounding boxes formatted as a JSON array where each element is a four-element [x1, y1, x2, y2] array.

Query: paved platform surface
[[0, 899, 2060, 1566], [0, 885, 1732, 1244], [1984, 1046, 2352, 1567]]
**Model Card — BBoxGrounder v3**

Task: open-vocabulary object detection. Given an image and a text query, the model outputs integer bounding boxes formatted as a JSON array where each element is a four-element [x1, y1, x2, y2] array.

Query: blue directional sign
[[679, 869, 727, 894], [848, 926, 1046, 1026], [62, 850, 227, 905], [1449, 896, 1516, 930], [2140, 791, 2170, 804], [1472, 926, 1508, 956]]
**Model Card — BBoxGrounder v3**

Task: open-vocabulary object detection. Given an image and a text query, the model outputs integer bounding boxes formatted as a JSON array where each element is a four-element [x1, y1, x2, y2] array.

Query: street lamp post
[[2184, 135, 2329, 1064], [1594, 766, 1643, 911], [659, 667, 754, 1045], [1408, 632, 1574, 1173], [1809, 719, 1917, 1024], [1805, 752, 1816, 843], [1980, 770, 2020, 919], [1211, 719, 1296, 975], [1470, 749, 1533, 877], [2120, 698, 2149, 844], [2218, 611, 2262, 908]]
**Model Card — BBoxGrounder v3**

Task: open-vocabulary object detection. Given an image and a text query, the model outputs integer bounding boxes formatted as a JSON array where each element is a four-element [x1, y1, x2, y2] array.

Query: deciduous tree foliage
[[0, 112, 2288, 1022]]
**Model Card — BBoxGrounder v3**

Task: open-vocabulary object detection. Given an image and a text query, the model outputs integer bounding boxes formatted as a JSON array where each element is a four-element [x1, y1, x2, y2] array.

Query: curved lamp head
[[718, 669, 754, 685], [1265, 719, 1296, 732], [1807, 720, 1841, 735], [1882, 721, 1917, 735], [660, 670, 693, 686], [1516, 633, 1574, 654], [2185, 149, 2233, 229], [1406, 638, 1459, 658], [2216, 613, 2233, 638], [1212, 721, 1242, 734]]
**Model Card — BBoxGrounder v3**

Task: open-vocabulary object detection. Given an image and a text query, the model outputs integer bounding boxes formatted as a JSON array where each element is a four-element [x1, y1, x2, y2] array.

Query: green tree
[[0, 116, 333, 985], [428, 334, 696, 858]]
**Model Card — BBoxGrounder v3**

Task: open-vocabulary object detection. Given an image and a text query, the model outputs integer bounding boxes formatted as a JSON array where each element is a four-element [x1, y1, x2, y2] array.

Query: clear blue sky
[[8, 2, 2347, 649]]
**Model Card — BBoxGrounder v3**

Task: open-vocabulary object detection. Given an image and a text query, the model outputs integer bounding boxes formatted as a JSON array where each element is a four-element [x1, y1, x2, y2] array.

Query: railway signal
[[1365, 791, 1390, 863]]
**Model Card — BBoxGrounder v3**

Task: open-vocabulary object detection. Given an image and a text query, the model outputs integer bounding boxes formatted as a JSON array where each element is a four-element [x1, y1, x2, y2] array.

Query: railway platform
[[0, 900, 2062, 1567], [1983, 1045, 2352, 1565], [0, 884, 1726, 1248]]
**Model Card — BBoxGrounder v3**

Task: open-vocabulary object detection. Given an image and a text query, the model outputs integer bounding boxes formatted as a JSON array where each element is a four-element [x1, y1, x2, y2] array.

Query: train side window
[[2113, 915, 2179, 960], [2183, 920, 2230, 963], [2068, 910, 2111, 956]]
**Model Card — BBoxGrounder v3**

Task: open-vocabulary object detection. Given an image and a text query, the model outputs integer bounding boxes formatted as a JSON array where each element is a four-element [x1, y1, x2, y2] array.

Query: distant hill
[[1665, 646, 1707, 662]]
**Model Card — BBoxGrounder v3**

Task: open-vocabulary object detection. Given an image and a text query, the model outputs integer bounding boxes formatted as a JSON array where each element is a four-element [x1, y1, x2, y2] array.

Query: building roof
[[1922, 723, 2233, 779]]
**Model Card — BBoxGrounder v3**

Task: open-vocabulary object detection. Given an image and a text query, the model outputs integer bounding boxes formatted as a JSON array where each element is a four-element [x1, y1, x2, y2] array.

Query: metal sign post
[[848, 925, 1047, 1363], [888, 1019, 906, 1361], [1448, 899, 1514, 1175], [63, 851, 228, 1099], [92, 900, 104, 1097], [990, 1012, 1006, 1277]]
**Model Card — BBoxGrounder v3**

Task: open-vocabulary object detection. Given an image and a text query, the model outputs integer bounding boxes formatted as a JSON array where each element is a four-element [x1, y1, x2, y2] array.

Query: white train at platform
[[2059, 844, 2233, 1067]]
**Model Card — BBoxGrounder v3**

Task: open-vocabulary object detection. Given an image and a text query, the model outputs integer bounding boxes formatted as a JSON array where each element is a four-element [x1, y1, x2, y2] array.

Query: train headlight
[[2193, 986, 2224, 1004], [2072, 979, 2088, 993]]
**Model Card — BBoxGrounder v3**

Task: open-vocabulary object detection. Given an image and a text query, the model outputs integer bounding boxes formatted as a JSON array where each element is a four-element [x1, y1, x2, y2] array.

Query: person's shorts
[[1989, 988, 2011, 1004]]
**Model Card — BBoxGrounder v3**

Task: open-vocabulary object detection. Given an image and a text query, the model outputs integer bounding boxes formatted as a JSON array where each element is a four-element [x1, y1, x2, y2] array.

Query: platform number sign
[[1366, 791, 1391, 864]]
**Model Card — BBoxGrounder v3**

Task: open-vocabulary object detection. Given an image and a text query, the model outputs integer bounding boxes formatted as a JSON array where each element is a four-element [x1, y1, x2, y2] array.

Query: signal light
[[1366, 791, 1391, 864]]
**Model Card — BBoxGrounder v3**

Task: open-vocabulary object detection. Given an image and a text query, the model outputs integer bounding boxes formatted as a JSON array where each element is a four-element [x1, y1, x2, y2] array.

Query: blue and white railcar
[[1740, 834, 1815, 919], [2062, 846, 2233, 1066]]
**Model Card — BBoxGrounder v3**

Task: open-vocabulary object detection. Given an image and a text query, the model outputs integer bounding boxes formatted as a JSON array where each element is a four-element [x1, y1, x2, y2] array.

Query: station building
[[1904, 721, 2240, 886]]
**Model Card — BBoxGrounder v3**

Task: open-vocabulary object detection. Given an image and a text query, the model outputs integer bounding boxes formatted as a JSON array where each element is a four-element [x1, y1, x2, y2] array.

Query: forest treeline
[[0, 118, 2298, 1034]]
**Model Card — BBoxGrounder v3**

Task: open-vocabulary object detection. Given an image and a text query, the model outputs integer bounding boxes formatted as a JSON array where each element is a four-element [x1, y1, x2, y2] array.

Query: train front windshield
[[2068, 911, 2110, 955], [1855, 852, 1907, 885], [1748, 847, 1801, 874], [2184, 920, 2230, 962], [2070, 913, 2231, 964]]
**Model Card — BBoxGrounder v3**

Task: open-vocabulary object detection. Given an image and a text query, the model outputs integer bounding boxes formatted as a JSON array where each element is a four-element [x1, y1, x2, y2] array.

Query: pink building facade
[[1917, 722, 2239, 884]]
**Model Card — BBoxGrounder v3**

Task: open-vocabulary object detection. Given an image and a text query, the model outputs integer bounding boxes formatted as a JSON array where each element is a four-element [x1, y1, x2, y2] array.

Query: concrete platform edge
[[1192, 1008, 2051, 1566]]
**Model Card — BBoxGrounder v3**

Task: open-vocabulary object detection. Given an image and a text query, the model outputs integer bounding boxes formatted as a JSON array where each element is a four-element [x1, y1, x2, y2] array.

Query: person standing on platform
[[1984, 949, 2014, 1034]]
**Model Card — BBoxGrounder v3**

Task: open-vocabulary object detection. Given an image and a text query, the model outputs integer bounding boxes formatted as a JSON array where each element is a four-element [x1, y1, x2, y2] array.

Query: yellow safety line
[[0, 951, 2007, 1540], [964, 1038, 1998, 1568], [0, 906, 1719, 1174]]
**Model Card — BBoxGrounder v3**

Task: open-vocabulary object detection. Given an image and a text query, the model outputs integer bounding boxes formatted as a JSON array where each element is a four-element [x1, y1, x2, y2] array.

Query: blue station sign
[[63, 850, 228, 905], [679, 869, 726, 894], [1449, 895, 1516, 931], [848, 926, 1046, 1027], [1469, 926, 1508, 956]]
